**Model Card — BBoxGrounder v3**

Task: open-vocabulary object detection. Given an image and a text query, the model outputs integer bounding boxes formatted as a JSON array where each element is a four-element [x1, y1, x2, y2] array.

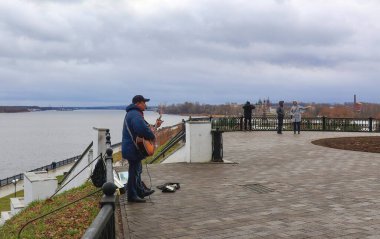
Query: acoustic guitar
[[136, 114, 162, 156]]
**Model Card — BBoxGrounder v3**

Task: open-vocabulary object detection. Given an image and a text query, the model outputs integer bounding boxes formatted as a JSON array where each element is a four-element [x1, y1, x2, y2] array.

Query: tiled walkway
[[116, 131, 380, 239]]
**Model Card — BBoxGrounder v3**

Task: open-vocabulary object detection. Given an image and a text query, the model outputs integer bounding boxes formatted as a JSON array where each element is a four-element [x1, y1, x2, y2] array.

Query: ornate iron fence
[[211, 116, 380, 132]]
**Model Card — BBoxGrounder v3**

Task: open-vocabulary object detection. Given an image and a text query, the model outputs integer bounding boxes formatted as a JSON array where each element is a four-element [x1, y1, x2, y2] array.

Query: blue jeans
[[277, 117, 284, 133], [293, 122, 301, 133], [244, 117, 252, 130], [127, 160, 145, 199]]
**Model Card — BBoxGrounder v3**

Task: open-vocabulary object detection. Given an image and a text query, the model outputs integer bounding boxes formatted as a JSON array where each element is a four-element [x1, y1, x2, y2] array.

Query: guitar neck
[[150, 116, 162, 132]]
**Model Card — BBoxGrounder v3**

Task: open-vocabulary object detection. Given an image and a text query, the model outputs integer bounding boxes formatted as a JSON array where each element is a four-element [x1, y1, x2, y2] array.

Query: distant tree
[[160, 102, 380, 118]]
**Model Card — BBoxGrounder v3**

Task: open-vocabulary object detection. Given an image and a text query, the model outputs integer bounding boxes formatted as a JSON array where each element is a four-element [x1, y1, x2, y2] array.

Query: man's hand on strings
[[155, 118, 163, 128]]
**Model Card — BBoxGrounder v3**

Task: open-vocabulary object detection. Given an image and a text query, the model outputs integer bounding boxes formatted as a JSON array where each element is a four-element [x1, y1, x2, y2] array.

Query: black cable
[[18, 188, 102, 239], [144, 161, 153, 201], [50, 154, 103, 199], [145, 162, 153, 191]]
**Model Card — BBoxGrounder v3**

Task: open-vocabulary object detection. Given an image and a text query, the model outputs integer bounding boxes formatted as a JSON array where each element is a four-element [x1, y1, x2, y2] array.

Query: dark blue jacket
[[121, 104, 155, 161], [243, 103, 255, 119]]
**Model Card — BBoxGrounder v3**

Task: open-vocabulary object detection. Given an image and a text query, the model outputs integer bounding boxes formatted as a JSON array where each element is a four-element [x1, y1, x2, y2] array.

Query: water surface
[[0, 110, 186, 178]]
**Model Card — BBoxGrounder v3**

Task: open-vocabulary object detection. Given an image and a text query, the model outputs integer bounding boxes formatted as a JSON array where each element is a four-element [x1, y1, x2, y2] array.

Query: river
[[0, 110, 186, 179]]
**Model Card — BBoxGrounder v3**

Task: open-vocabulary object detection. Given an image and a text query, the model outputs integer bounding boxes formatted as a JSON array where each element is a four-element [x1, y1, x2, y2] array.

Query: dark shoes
[[144, 189, 155, 197], [137, 189, 155, 198], [128, 196, 146, 203]]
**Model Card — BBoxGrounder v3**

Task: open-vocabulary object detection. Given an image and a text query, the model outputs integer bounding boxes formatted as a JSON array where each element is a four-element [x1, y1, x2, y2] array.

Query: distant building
[[255, 98, 275, 117], [354, 94, 362, 112]]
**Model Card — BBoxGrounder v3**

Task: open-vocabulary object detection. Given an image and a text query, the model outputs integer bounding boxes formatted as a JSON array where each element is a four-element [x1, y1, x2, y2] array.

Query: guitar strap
[[125, 115, 140, 151]]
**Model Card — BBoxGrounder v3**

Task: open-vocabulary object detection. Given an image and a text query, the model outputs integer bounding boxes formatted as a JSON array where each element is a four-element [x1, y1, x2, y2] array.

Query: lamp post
[[11, 179, 19, 197]]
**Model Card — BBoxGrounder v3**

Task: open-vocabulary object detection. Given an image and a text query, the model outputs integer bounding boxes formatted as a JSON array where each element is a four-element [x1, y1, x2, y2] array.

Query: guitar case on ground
[[157, 183, 180, 193]]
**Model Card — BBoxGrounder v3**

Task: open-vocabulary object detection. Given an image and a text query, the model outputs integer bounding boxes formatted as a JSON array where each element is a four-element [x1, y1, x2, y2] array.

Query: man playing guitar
[[122, 95, 163, 203]]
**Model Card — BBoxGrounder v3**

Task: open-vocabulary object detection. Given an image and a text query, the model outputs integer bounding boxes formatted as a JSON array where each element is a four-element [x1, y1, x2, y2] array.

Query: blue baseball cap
[[132, 95, 150, 104]]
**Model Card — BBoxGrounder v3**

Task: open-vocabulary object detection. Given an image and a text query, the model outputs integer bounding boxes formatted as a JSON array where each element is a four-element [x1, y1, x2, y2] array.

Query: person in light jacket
[[290, 101, 309, 134]]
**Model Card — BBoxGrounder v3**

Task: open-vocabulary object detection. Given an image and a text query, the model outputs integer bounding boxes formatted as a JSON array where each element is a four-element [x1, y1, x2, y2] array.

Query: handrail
[[57, 141, 94, 186], [81, 205, 114, 239], [149, 129, 186, 164], [82, 129, 116, 239], [161, 126, 186, 149]]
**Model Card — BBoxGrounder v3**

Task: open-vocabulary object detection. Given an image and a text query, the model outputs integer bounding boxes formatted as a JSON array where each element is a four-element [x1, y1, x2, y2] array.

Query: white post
[[185, 121, 212, 163], [88, 149, 94, 172], [93, 128, 108, 159]]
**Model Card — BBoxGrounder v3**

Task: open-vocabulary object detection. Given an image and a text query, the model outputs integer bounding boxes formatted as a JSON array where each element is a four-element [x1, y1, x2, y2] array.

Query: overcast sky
[[0, 0, 379, 106]]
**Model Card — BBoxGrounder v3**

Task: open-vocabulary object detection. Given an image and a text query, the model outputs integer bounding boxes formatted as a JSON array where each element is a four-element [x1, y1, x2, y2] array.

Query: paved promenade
[[116, 131, 380, 239]]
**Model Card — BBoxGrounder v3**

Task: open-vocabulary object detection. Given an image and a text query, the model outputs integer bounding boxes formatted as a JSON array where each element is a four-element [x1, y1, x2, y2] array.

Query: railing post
[[322, 116, 326, 131], [240, 116, 243, 131], [369, 117, 373, 132], [82, 129, 116, 239]]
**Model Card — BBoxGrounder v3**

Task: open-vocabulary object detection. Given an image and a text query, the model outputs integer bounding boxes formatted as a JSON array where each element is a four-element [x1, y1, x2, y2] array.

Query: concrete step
[[1, 211, 12, 223], [10, 197, 25, 215]]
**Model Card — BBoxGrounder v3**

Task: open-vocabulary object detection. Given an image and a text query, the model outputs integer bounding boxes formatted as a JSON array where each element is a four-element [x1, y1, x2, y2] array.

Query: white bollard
[[185, 121, 212, 163]]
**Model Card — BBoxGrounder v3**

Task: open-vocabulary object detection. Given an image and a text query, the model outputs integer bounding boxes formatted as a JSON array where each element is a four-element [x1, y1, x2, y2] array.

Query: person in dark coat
[[122, 95, 162, 203], [276, 101, 285, 134], [242, 101, 255, 130]]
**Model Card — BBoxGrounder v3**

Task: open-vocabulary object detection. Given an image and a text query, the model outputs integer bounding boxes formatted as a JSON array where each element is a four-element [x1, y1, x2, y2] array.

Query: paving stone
[[116, 131, 380, 238]]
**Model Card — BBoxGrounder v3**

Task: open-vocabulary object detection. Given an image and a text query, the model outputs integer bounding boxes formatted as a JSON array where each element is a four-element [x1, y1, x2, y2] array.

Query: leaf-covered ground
[[312, 136, 380, 153], [0, 182, 101, 239]]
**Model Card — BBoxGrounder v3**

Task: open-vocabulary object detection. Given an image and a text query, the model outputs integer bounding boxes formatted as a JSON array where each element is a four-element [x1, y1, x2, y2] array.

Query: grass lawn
[[0, 190, 24, 212], [0, 152, 124, 238]]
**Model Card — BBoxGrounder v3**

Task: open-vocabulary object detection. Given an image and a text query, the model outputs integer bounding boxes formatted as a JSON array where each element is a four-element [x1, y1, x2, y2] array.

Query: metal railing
[[0, 142, 121, 188], [212, 116, 243, 131], [16, 130, 115, 239], [211, 116, 380, 132], [56, 142, 94, 187], [0, 155, 80, 188], [155, 122, 185, 148], [82, 129, 116, 239]]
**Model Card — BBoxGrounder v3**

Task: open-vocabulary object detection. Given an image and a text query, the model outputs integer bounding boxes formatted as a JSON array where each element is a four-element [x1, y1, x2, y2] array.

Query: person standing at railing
[[276, 101, 285, 134], [122, 95, 163, 203], [242, 101, 255, 131], [290, 101, 310, 134]]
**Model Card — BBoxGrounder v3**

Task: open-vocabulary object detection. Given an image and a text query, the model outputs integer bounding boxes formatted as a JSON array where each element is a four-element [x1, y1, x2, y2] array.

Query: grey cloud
[[1, 0, 380, 105]]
